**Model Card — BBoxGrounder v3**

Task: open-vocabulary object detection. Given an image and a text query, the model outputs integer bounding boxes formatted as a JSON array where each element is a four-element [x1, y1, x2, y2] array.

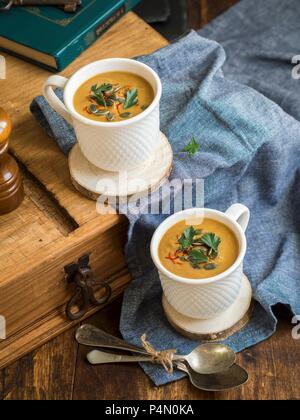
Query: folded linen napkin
[[31, 0, 300, 386]]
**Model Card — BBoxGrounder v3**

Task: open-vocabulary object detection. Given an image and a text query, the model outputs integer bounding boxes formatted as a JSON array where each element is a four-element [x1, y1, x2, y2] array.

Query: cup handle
[[43, 75, 72, 125], [225, 203, 250, 232]]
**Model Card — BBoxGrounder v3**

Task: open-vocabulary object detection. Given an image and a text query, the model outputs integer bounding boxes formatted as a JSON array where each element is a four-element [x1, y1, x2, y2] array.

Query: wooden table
[[0, 12, 299, 401]]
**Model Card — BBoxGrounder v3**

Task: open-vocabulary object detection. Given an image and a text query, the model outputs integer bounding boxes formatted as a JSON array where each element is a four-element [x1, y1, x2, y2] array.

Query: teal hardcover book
[[0, 0, 141, 71]]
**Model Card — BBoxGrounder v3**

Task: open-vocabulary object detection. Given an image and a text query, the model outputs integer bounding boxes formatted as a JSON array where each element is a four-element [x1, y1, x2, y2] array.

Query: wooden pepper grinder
[[0, 107, 24, 214]]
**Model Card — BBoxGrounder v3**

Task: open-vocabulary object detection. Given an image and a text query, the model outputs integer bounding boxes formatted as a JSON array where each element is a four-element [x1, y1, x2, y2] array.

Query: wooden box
[[0, 13, 167, 368]]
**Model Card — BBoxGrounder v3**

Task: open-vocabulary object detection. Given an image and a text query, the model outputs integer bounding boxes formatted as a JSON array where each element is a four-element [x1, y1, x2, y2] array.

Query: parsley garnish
[[124, 88, 138, 109], [200, 233, 221, 254], [178, 226, 200, 250], [182, 136, 200, 156], [166, 225, 221, 270], [90, 83, 112, 107], [188, 249, 209, 265], [86, 81, 140, 121]]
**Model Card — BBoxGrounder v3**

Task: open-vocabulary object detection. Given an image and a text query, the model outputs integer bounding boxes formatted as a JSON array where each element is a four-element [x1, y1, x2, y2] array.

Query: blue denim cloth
[[31, 0, 300, 386]]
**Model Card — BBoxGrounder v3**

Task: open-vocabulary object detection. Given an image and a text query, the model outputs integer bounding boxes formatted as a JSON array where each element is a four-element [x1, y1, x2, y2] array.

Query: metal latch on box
[[64, 254, 112, 321]]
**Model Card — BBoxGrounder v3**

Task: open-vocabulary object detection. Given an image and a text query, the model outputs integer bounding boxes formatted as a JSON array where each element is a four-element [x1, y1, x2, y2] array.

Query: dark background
[[134, 0, 239, 40]]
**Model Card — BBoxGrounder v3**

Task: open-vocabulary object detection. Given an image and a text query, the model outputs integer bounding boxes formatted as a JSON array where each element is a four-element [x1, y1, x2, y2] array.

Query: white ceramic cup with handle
[[150, 204, 250, 319], [43, 58, 162, 172]]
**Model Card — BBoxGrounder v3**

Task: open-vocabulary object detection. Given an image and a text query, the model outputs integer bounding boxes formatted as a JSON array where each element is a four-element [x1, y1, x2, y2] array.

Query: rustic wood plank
[[0, 269, 129, 369], [2, 328, 77, 400], [0, 168, 66, 273], [0, 216, 129, 341]]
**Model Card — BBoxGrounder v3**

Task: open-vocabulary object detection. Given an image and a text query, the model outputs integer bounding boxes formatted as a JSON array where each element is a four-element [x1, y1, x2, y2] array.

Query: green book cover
[[0, 0, 141, 71]]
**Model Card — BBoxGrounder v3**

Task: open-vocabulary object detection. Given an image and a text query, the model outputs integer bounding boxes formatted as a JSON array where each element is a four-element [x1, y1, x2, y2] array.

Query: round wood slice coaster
[[162, 275, 253, 341], [69, 132, 173, 200]]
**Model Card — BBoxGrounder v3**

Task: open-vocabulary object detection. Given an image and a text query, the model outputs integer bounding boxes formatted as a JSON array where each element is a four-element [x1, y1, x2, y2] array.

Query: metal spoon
[[76, 324, 236, 375], [87, 349, 158, 365], [86, 350, 248, 392], [176, 362, 249, 392]]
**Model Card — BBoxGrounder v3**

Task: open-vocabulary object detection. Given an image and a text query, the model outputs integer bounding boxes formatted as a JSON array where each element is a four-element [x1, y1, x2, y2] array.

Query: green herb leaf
[[91, 92, 106, 107], [92, 83, 113, 93], [188, 249, 209, 264], [90, 84, 113, 107], [178, 226, 199, 250], [124, 88, 138, 109], [182, 136, 200, 157], [200, 233, 221, 253]]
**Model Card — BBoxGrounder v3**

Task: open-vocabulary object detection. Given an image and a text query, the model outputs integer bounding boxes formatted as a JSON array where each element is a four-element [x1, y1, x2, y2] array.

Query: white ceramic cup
[[43, 58, 162, 172], [150, 204, 250, 319]]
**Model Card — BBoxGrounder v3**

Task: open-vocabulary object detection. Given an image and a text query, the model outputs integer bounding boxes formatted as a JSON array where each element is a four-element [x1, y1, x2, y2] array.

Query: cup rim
[[63, 58, 162, 128], [150, 208, 247, 285]]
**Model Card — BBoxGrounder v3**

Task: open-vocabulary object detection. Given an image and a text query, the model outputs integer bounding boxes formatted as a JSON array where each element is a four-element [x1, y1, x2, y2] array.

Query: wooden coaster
[[69, 132, 173, 199], [163, 275, 253, 341]]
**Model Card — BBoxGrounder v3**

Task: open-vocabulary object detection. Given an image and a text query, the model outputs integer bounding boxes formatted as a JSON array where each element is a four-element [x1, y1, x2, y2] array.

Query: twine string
[[141, 334, 176, 374]]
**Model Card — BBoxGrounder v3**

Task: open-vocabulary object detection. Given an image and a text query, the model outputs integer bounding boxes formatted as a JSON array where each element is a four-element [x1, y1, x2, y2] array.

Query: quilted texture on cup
[[73, 106, 160, 171], [159, 263, 243, 319]]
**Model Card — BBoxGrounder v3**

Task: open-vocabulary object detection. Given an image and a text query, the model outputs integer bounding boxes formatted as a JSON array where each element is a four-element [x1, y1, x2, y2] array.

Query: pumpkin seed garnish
[[86, 82, 139, 119], [141, 104, 149, 111], [204, 263, 217, 270], [106, 112, 115, 121], [87, 104, 109, 116], [119, 112, 132, 119], [113, 85, 121, 93]]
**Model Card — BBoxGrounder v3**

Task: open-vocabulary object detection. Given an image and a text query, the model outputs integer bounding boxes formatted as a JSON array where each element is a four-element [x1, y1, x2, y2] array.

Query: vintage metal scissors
[[0, 0, 81, 12]]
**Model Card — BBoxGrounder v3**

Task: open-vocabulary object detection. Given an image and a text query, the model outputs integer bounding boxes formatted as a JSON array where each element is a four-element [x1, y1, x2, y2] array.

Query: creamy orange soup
[[73, 71, 154, 122], [158, 218, 239, 279]]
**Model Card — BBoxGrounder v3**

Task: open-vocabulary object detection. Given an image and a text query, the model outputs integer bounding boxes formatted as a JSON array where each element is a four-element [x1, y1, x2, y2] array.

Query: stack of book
[[0, 0, 141, 71]]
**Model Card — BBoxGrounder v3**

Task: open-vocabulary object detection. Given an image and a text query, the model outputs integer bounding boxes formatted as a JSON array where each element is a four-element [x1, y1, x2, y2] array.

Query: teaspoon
[[86, 350, 248, 392], [76, 324, 236, 375], [176, 362, 249, 392]]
